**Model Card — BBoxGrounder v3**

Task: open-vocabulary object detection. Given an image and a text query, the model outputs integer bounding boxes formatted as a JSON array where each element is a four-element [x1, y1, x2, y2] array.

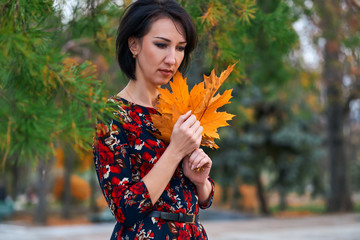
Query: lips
[[159, 69, 173, 76]]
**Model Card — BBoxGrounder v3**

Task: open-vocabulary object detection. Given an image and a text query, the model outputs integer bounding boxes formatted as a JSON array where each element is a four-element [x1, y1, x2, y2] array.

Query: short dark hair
[[116, 0, 197, 80]]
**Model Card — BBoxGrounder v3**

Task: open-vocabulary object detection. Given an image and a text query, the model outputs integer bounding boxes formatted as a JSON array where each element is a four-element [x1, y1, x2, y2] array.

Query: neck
[[123, 80, 159, 108]]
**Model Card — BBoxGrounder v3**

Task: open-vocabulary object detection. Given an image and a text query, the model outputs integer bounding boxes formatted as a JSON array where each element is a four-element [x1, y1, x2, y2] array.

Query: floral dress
[[93, 96, 214, 240]]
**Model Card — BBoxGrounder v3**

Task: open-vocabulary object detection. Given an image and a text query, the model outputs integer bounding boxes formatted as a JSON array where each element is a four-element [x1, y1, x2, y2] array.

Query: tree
[[317, 0, 353, 212], [191, 0, 324, 214], [293, 0, 360, 212], [0, 1, 107, 224], [1, 0, 343, 221]]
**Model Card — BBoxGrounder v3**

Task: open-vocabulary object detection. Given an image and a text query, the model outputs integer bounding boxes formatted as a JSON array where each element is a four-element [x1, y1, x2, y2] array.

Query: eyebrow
[[154, 37, 187, 44]]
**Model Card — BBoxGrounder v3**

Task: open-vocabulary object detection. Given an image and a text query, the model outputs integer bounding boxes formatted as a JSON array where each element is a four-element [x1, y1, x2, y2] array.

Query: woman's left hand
[[182, 148, 212, 187]]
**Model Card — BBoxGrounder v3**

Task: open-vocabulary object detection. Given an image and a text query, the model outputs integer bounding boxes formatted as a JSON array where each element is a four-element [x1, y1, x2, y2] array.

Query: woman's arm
[[182, 148, 214, 206], [194, 177, 213, 205], [143, 110, 203, 205], [94, 120, 154, 227]]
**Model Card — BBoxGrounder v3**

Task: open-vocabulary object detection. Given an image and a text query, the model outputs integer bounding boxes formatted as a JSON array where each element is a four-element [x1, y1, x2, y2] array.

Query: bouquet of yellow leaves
[[151, 62, 237, 149]]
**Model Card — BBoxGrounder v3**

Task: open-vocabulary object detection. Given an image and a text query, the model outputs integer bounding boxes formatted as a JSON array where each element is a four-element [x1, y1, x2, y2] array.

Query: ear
[[128, 36, 140, 55]]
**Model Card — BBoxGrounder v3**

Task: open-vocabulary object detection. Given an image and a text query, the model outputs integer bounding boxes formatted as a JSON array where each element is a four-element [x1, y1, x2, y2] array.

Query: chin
[[156, 77, 172, 86]]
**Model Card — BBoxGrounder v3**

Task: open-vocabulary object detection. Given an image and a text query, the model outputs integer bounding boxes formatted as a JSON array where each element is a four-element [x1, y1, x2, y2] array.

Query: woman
[[93, 0, 214, 239]]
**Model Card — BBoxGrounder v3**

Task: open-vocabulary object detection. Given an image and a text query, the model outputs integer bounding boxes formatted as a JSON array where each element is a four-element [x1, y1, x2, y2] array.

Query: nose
[[164, 48, 176, 65]]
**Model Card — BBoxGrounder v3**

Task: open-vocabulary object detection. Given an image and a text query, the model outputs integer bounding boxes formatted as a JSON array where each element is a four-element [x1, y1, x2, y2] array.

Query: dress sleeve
[[199, 177, 215, 209], [93, 119, 154, 227]]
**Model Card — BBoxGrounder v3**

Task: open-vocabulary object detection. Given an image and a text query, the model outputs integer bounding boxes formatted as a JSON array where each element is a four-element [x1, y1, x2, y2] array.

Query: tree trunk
[[62, 145, 74, 219], [255, 171, 270, 215], [34, 158, 50, 225], [89, 164, 98, 213], [11, 156, 20, 200], [315, 0, 353, 212], [278, 166, 288, 211], [326, 73, 353, 211], [231, 176, 241, 210], [278, 186, 288, 211]]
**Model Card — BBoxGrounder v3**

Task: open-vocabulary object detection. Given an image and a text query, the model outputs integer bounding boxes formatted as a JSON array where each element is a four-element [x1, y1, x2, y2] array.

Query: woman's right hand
[[168, 110, 203, 160]]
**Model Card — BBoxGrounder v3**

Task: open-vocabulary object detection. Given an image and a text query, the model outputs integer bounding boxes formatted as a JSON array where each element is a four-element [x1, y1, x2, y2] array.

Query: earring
[[132, 53, 137, 58]]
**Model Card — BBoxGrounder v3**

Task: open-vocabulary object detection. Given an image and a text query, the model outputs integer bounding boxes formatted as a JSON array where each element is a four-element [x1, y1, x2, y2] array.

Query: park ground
[[1, 211, 360, 240], [1, 191, 360, 239]]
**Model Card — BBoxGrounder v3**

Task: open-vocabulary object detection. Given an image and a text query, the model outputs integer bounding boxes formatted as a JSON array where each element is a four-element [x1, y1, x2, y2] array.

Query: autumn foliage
[[53, 175, 91, 201], [151, 63, 237, 149]]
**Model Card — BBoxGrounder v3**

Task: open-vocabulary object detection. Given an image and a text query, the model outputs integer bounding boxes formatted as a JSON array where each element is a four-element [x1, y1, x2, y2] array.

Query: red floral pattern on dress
[[98, 141, 115, 166], [93, 97, 214, 240]]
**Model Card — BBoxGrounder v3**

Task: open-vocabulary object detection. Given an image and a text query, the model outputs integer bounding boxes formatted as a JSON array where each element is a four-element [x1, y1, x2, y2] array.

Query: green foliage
[[203, 0, 325, 210], [63, 0, 121, 52], [0, 96, 59, 161], [0, 1, 108, 166], [54, 0, 325, 211], [0, 0, 330, 214]]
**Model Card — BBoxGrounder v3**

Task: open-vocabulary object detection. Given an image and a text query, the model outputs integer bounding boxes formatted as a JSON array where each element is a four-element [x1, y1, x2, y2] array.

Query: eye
[[155, 43, 167, 49], [177, 46, 186, 52]]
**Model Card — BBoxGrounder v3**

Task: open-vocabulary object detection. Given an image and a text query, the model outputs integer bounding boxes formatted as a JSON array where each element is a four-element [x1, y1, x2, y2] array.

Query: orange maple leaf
[[151, 62, 237, 149]]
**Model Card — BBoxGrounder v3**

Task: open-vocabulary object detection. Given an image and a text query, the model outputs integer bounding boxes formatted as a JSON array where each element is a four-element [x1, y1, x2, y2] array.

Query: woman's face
[[130, 18, 187, 87]]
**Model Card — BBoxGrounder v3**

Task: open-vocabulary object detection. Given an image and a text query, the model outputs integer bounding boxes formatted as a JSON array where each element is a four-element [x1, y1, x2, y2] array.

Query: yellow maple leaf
[[151, 63, 237, 149]]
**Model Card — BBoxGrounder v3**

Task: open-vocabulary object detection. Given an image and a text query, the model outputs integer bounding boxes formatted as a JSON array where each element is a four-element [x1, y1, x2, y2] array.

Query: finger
[[190, 120, 201, 130], [197, 148, 207, 157], [191, 153, 205, 170], [193, 150, 210, 170], [194, 125, 203, 138], [188, 149, 201, 167], [181, 114, 197, 129], [193, 148, 203, 157], [173, 110, 192, 128], [195, 157, 211, 171]]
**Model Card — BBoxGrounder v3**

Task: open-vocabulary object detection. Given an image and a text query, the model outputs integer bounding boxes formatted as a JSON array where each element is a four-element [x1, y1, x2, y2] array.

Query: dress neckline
[[114, 96, 158, 112]]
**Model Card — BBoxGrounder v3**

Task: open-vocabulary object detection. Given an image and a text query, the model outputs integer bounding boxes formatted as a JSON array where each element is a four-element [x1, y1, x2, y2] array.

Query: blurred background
[[0, 0, 360, 236]]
